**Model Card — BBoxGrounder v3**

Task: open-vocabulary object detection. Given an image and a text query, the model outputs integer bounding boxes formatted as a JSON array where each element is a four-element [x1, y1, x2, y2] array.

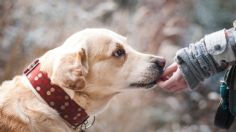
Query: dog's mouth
[[129, 67, 164, 89], [129, 80, 157, 89]]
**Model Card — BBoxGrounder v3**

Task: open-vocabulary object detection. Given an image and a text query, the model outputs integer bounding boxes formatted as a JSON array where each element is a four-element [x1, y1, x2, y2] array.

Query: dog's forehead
[[86, 28, 126, 43], [62, 28, 127, 51]]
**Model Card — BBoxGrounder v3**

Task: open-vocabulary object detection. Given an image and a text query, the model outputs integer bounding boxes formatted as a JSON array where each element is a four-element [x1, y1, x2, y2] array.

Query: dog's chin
[[129, 79, 158, 89], [129, 71, 163, 89], [130, 81, 156, 89]]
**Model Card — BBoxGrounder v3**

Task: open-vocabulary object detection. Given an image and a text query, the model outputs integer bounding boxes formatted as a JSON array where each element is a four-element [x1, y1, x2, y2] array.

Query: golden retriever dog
[[0, 28, 165, 132]]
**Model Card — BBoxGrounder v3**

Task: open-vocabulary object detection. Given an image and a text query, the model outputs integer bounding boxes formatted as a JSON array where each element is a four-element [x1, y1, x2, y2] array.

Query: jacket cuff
[[175, 48, 201, 89]]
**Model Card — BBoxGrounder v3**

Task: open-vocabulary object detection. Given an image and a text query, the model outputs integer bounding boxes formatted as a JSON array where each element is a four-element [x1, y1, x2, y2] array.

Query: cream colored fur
[[0, 29, 165, 132]]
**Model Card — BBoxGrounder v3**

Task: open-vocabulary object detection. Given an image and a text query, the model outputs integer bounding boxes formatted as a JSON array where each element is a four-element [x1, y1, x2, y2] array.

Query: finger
[[173, 85, 186, 91], [157, 79, 172, 89], [171, 80, 188, 92], [174, 87, 188, 93], [159, 75, 178, 88], [157, 80, 177, 91], [158, 76, 185, 92], [165, 84, 186, 92], [161, 62, 178, 77], [166, 85, 182, 92]]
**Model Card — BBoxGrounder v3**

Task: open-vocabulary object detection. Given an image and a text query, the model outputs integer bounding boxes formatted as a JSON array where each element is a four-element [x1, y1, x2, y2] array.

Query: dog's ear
[[51, 48, 88, 91]]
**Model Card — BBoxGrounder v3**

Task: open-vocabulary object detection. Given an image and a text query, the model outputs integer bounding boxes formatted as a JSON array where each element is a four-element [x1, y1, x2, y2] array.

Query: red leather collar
[[23, 59, 89, 129]]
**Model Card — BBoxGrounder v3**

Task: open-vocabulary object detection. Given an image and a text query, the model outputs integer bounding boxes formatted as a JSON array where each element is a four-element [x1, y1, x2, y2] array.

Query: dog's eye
[[113, 49, 125, 57]]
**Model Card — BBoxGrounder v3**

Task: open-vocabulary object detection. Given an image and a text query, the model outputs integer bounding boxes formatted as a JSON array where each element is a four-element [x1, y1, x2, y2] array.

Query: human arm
[[158, 27, 236, 91]]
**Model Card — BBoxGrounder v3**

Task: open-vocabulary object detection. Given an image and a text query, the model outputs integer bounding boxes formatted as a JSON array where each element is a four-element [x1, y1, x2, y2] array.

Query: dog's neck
[[72, 88, 119, 115], [39, 51, 120, 116]]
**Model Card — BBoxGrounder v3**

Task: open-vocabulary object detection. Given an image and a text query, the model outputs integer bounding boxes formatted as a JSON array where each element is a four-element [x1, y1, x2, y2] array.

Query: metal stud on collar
[[78, 116, 96, 132]]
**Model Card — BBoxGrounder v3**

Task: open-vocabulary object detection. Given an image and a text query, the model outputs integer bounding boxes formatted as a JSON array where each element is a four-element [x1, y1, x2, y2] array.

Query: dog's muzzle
[[129, 57, 166, 89]]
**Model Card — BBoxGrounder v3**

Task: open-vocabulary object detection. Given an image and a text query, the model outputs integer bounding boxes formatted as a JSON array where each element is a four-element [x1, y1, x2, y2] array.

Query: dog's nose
[[150, 57, 166, 69]]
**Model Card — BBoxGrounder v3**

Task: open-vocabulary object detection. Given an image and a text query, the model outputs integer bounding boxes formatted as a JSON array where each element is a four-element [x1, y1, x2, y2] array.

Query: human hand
[[157, 62, 188, 92]]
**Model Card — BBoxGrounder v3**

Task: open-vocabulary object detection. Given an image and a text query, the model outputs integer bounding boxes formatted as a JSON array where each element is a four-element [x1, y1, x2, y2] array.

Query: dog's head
[[40, 28, 165, 113]]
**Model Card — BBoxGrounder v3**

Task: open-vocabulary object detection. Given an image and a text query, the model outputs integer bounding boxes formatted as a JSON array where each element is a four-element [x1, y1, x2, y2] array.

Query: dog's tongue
[[159, 76, 168, 82], [157, 71, 169, 82], [157, 68, 168, 82]]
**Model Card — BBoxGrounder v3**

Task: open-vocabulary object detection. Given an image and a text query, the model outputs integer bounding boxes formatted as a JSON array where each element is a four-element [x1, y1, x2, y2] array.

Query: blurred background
[[1, 0, 236, 131]]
